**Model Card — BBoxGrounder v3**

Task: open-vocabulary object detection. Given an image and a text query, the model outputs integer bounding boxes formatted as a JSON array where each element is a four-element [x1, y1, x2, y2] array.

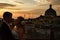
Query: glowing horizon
[[0, 0, 60, 19]]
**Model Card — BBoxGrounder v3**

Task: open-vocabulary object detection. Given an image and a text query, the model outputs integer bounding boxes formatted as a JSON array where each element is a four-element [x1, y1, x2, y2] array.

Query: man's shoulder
[[0, 19, 7, 27], [0, 19, 4, 29]]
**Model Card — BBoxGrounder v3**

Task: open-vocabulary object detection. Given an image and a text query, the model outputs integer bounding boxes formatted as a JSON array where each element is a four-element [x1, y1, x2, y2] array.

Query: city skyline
[[0, 0, 60, 19]]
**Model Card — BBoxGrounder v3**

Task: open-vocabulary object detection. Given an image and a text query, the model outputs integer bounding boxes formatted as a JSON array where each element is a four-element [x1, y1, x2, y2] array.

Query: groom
[[0, 12, 17, 40]]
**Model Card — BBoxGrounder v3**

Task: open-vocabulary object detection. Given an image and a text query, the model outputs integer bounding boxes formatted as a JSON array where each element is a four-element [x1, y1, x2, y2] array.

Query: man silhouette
[[0, 12, 17, 40]]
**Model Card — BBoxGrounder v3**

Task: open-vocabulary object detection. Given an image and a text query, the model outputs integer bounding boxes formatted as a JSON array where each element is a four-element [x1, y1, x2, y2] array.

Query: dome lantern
[[45, 4, 57, 17]]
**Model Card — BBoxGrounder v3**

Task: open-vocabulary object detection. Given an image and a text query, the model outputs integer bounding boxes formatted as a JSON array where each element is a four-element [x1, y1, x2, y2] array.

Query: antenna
[[24, 14, 26, 19]]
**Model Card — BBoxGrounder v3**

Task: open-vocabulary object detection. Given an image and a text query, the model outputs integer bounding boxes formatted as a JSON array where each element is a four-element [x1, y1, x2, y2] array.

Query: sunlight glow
[[34, 0, 50, 4], [0, 0, 59, 19]]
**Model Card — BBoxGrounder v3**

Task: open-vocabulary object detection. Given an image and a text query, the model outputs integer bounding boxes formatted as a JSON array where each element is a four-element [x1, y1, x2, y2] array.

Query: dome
[[45, 4, 57, 17]]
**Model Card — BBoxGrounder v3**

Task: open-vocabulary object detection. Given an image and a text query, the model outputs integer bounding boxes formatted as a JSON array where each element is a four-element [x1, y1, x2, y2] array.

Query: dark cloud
[[19, 0, 37, 5], [47, 0, 60, 5], [14, 1, 24, 4], [0, 3, 16, 8], [52, 0, 60, 5]]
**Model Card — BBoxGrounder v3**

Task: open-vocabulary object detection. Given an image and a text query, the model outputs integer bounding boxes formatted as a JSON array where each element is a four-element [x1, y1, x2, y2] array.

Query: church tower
[[45, 4, 57, 17]]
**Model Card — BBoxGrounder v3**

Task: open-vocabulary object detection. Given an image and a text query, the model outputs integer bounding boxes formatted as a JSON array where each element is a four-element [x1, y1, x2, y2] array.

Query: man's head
[[3, 12, 12, 23]]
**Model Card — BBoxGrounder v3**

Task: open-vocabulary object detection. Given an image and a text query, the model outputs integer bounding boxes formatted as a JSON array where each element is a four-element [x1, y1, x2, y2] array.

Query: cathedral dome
[[45, 4, 57, 17]]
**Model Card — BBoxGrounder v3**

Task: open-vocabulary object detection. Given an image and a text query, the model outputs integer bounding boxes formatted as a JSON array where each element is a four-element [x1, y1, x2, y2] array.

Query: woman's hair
[[16, 16, 25, 33], [16, 16, 24, 27], [17, 16, 24, 21]]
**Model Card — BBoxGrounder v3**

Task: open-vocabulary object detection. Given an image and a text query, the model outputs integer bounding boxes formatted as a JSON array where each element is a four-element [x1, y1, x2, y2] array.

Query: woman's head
[[15, 16, 24, 28]]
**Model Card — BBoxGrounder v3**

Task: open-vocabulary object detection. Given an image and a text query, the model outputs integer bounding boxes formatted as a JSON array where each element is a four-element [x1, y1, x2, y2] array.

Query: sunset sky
[[0, 0, 60, 19]]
